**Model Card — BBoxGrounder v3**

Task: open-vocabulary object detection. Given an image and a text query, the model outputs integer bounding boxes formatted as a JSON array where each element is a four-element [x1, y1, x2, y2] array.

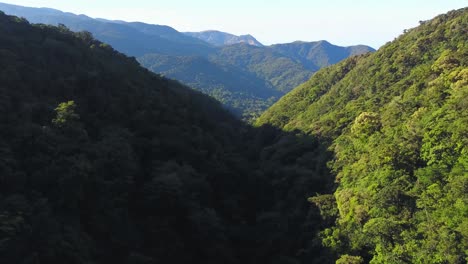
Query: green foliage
[[52, 101, 79, 126], [308, 194, 338, 222], [2, 4, 466, 264], [0, 11, 335, 264], [138, 44, 314, 120], [210, 44, 313, 93], [138, 53, 282, 121], [259, 7, 468, 263], [350, 112, 381, 136], [139, 41, 372, 120], [336, 255, 364, 264]]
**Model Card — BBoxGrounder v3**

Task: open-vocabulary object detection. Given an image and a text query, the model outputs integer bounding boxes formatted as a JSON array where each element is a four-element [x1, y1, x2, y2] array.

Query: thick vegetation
[[0, 12, 335, 264], [258, 8, 468, 263], [1, 4, 465, 264]]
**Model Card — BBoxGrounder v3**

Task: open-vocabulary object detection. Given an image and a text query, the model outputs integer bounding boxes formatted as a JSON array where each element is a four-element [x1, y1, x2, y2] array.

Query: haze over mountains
[[0, 2, 374, 119]]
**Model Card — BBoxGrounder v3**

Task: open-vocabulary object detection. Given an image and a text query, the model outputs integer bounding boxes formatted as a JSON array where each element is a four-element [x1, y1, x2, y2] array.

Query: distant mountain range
[[185, 30, 264, 47], [0, 2, 213, 57], [0, 2, 375, 119]]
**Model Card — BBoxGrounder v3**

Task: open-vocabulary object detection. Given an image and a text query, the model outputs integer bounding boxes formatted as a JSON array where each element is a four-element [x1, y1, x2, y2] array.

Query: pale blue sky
[[1, 0, 466, 48]]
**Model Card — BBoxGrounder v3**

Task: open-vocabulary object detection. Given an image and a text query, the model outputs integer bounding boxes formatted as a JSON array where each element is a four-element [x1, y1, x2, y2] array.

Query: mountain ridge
[[0, 2, 214, 57], [0, 4, 466, 264], [184, 30, 264, 47], [0, 2, 374, 119], [270, 40, 375, 71]]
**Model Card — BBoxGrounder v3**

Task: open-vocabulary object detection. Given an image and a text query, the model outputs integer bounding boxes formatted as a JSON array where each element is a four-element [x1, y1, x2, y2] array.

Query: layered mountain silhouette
[[0, 2, 213, 57], [0, 2, 374, 118]]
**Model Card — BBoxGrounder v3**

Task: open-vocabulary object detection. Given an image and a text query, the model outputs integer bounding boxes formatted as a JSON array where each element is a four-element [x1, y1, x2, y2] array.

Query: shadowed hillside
[[0, 11, 335, 264]]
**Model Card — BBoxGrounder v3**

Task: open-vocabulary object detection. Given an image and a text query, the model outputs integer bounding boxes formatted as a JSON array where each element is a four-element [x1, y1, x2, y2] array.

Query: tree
[[52, 101, 79, 127]]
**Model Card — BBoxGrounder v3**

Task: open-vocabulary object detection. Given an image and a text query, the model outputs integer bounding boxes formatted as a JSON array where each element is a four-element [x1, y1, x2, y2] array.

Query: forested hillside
[[258, 8, 468, 263], [1, 3, 465, 264], [210, 43, 313, 93], [0, 11, 335, 264], [137, 53, 281, 119]]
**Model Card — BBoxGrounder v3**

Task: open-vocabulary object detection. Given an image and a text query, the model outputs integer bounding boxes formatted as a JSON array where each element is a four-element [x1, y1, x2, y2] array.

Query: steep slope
[[258, 8, 468, 263], [185, 30, 263, 47], [0, 11, 337, 264], [269, 40, 375, 71], [0, 11, 246, 264]]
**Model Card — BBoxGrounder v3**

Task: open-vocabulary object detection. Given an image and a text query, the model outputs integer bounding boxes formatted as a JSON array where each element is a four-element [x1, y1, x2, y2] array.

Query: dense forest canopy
[[258, 7, 468, 263], [0, 4, 467, 264], [0, 11, 335, 264]]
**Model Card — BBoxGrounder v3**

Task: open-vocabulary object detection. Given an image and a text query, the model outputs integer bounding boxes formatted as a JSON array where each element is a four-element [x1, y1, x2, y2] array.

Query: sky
[[0, 0, 466, 48]]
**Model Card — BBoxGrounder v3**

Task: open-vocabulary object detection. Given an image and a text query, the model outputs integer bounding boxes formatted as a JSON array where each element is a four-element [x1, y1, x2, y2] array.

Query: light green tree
[[52, 101, 79, 127]]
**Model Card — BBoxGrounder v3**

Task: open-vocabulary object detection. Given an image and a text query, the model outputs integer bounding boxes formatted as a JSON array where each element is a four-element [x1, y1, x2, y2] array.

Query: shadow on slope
[[0, 12, 337, 264]]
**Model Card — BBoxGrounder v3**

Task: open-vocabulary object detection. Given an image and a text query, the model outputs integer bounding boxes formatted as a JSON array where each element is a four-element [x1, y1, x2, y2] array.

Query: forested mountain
[[0, 11, 335, 264], [137, 53, 281, 119], [270, 40, 375, 72], [0, 2, 466, 264], [210, 44, 313, 93], [138, 42, 374, 119], [0, 2, 373, 119], [258, 7, 468, 263], [138, 45, 314, 119], [185, 30, 264, 47]]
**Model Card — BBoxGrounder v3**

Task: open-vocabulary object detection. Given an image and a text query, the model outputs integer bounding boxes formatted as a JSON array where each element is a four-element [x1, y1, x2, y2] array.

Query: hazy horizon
[[0, 0, 466, 48]]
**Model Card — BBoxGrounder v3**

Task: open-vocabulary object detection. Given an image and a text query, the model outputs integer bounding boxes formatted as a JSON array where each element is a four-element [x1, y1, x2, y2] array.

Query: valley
[[0, 2, 466, 264]]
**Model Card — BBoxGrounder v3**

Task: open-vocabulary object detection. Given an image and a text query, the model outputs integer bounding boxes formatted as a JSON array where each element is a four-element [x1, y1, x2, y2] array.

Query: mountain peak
[[184, 30, 263, 47], [316, 40, 331, 45]]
